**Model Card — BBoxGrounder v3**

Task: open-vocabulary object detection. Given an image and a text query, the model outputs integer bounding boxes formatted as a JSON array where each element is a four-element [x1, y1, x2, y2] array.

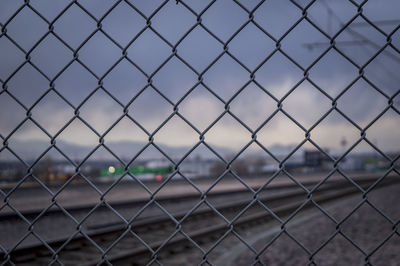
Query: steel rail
[[5, 176, 398, 265]]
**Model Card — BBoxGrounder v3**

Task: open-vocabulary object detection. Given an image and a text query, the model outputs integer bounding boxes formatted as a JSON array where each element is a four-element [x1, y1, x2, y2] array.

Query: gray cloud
[[0, 0, 399, 154]]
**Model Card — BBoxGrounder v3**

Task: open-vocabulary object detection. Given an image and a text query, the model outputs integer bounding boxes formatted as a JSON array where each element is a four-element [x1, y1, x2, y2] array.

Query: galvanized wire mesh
[[0, 0, 399, 265]]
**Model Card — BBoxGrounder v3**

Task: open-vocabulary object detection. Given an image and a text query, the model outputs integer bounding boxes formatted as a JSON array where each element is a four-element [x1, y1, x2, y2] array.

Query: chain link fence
[[1, 0, 400, 265]]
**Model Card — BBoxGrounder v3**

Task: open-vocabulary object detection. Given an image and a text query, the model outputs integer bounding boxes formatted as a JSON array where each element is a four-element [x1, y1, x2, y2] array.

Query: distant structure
[[340, 137, 347, 151], [304, 150, 324, 168]]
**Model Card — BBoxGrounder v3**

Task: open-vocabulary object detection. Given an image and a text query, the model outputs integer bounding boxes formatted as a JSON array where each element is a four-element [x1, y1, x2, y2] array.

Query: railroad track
[[2, 175, 397, 266], [0, 173, 387, 220], [0, 178, 302, 221]]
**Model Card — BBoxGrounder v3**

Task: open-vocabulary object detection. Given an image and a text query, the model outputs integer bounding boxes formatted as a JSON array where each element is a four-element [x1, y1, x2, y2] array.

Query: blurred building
[[179, 159, 215, 178]]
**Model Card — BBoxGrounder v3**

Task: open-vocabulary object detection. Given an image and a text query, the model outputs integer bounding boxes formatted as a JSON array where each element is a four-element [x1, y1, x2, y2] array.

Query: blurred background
[[0, 0, 399, 186]]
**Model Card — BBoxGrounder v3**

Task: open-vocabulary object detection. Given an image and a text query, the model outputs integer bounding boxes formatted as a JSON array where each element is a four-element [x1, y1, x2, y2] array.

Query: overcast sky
[[0, 0, 399, 158]]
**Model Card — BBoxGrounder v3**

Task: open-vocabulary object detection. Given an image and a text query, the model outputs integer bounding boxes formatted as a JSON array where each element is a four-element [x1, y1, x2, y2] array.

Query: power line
[[350, 19, 400, 28], [306, 0, 400, 92]]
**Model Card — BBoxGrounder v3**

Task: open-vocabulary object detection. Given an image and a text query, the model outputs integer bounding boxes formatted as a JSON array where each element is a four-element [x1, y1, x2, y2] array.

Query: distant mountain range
[[1, 139, 303, 162]]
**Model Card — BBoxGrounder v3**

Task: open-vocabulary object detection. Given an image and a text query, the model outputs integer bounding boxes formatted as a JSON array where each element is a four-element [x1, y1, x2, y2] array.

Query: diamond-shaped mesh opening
[[1, 0, 400, 265], [104, 118, 149, 160], [362, 0, 400, 34], [231, 143, 276, 179], [335, 17, 388, 66], [254, 232, 310, 265], [307, 0, 356, 36], [178, 26, 222, 71], [204, 114, 250, 155], [5, 168, 52, 213], [126, 28, 171, 74], [313, 233, 365, 265], [281, 18, 330, 67], [151, 1, 196, 44], [154, 115, 199, 155], [201, 0, 248, 42], [308, 48, 359, 97], [202, 53, 249, 100], [253, 0, 301, 39], [363, 46, 400, 97], [5, 6, 48, 51], [29, 32, 73, 78], [31, 91, 74, 136], [102, 1, 146, 47], [174, 142, 226, 189], [78, 32, 121, 76], [283, 80, 331, 129], [366, 182, 400, 222], [55, 119, 99, 161], [152, 57, 198, 102], [270, 167, 309, 190], [229, 23, 276, 69], [308, 173, 361, 220], [254, 51, 303, 99], [102, 59, 147, 105], [341, 202, 393, 252], [337, 78, 388, 128], [257, 112, 305, 155], [54, 60, 97, 106], [52, 4, 96, 49], [178, 84, 225, 132], [6, 64, 48, 107], [285, 202, 337, 253], [53, 172, 101, 208], [79, 89, 123, 134], [308, 109, 360, 153], [154, 172, 202, 203], [230, 82, 277, 130], [7, 121, 50, 162]]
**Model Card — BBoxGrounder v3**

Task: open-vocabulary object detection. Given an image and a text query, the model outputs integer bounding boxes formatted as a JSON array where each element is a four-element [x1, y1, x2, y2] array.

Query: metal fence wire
[[0, 0, 400, 265]]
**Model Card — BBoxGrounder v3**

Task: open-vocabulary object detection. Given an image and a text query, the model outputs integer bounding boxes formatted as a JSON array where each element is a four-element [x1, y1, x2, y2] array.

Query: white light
[[108, 166, 115, 174]]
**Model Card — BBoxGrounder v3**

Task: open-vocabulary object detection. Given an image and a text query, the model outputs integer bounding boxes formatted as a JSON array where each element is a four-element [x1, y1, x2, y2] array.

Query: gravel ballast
[[232, 183, 400, 266]]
